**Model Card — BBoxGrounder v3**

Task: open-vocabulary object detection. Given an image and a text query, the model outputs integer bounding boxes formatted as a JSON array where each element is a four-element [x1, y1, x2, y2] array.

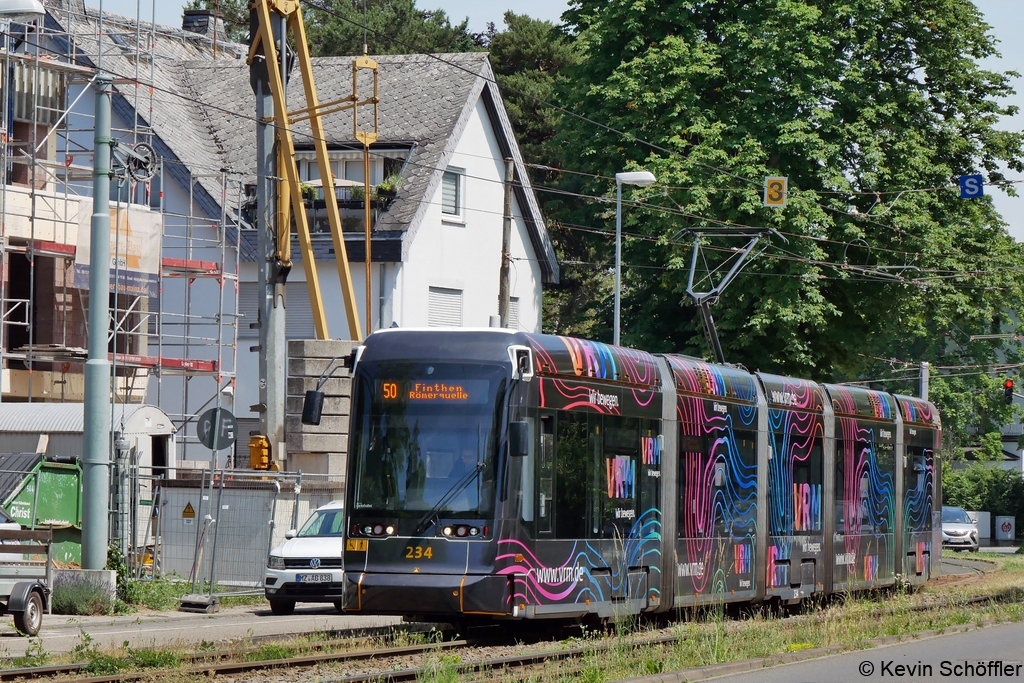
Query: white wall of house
[[399, 99, 543, 332]]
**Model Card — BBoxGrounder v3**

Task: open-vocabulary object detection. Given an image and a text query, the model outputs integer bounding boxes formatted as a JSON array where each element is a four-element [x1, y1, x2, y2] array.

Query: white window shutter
[[238, 282, 259, 338], [508, 297, 520, 331], [441, 171, 460, 215], [428, 287, 462, 327], [286, 281, 315, 339]]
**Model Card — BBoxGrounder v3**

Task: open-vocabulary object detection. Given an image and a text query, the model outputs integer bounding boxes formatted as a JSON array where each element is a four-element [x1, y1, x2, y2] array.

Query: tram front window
[[350, 362, 506, 518]]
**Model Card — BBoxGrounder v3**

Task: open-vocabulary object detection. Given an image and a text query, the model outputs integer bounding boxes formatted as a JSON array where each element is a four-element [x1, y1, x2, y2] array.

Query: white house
[[184, 52, 559, 437], [15, 3, 557, 462]]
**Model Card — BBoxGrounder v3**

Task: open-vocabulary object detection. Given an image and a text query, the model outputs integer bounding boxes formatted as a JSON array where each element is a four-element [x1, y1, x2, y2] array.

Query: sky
[[87, 0, 1024, 240]]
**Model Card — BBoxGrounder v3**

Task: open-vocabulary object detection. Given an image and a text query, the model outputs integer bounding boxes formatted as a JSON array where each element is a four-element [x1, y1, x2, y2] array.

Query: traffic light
[[1004, 379, 1015, 405]]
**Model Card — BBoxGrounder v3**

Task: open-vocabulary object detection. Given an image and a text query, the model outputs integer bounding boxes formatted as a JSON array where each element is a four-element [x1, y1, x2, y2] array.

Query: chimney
[[182, 8, 226, 43]]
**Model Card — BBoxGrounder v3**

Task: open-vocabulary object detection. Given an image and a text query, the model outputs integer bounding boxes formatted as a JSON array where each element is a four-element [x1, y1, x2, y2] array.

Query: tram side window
[[792, 438, 823, 534], [874, 438, 895, 534], [554, 412, 588, 539], [595, 416, 639, 539], [836, 438, 874, 535]]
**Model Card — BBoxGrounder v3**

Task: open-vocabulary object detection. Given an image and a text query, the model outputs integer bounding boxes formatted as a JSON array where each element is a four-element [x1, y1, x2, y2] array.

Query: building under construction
[[0, 0, 242, 464]]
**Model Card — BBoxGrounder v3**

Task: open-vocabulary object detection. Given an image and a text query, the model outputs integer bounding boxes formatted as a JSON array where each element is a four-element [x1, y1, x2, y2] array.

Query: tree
[[545, 0, 1024, 445], [184, 0, 477, 55], [303, 0, 478, 57], [184, 0, 248, 44]]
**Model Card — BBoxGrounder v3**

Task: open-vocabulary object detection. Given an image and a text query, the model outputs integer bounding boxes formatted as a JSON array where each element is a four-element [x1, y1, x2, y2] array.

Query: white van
[[264, 500, 344, 615]]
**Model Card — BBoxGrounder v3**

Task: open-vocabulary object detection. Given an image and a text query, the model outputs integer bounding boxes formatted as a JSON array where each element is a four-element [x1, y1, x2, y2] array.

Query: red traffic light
[[1006, 379, 1015, 390]]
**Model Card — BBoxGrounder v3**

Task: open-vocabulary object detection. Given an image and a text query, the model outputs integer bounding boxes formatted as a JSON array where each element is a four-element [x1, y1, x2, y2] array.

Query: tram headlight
[[443, 526, 453, 536], [267, 555, 285, 570], [385, 526, 395, 535]]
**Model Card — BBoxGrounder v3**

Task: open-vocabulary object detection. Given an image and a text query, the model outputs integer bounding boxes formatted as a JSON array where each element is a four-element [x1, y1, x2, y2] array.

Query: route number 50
[[763, 176, 788, 208]]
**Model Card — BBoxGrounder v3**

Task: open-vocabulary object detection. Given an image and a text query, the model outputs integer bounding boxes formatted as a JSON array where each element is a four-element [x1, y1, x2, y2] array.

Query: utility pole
[[250, 11, 287, 463], [498, 158, 513, 328], [919, 361, 929, 401], [82, 74, 113, 570]]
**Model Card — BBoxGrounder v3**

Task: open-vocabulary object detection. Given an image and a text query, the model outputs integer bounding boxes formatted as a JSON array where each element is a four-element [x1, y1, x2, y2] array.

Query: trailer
[[0, 526, 51, 636]]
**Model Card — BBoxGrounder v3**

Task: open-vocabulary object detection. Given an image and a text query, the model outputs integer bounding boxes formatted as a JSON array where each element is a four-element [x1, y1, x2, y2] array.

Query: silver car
[[942, 505, 979, 552]]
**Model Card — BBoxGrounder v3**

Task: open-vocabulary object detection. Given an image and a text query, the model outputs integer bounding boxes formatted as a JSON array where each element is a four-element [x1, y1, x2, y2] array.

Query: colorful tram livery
[[341, 330, 940, 621]]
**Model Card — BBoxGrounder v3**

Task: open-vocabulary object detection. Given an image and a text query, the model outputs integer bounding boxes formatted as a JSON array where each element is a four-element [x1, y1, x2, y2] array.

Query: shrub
[[51, 573, 113, 615], [942, 459, 1024, 537]]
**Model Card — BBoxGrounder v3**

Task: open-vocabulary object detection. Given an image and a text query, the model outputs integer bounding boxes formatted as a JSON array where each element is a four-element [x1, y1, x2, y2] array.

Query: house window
[[238, 282, 259, 338], [428, 287, 462, 327], [508, 297, 520, 330], [441, 169, 462, 217], [286, 281, 315, 339]]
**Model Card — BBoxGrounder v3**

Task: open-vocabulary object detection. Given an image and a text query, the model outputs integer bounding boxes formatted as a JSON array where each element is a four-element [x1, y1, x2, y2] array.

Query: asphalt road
[[711, 621, 1024, 682]]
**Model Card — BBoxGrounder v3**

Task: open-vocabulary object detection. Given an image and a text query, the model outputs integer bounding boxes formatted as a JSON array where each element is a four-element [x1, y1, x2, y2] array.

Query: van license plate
[[296, 573, 331, 583]]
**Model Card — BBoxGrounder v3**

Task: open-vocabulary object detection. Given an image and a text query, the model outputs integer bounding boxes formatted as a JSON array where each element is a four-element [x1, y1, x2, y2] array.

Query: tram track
[[0, 557, 1003, 683], [4, 580, 1014, 683]]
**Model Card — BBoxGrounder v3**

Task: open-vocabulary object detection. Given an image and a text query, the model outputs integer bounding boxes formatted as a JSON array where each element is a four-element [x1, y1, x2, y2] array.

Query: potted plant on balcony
[[376, 173, 405, 200]]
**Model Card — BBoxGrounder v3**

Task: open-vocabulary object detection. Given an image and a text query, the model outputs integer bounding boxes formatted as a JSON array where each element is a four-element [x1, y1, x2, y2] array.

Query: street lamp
[[614, 171, 656, 346]]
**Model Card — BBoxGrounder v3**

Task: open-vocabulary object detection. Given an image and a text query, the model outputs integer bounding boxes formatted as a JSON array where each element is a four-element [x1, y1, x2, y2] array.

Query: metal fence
[[126, 467, 345, 594]]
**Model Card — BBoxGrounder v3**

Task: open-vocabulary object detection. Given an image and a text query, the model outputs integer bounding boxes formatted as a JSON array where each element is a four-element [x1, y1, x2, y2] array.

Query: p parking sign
[[959, 174, 984, 199], [763, 176, 788, 207]]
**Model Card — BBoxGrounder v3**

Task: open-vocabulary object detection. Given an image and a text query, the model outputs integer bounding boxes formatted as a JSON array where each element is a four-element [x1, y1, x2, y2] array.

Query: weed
[[127, 646, 181, 669], [13, 639, 49, 667], [418, 653, 463, 683], [244, 643, 292, 662], [70, 631, 100, 661], [83, 655, 124, 675]]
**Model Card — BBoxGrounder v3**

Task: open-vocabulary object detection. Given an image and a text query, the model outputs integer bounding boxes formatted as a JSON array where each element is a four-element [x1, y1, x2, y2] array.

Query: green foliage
[[52, 574, 114, 616], [183, 0, 248, 44], [489, 12, 581, 163], [943, 461, 1024, 534], [14, 639, 49, 667], [378, 173, 406, 192], [184, 0, 480, 53], [542, 0, 1024, 437], [131, 578, 191, 611], [105, 545, 142, 607], [244, 643, 292, 661], [304, 0, 480, 57]]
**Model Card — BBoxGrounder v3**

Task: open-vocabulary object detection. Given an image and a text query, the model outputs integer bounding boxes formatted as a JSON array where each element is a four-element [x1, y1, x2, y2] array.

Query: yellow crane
[[247, 0, 379, 469], [247, 0, 379, 341]]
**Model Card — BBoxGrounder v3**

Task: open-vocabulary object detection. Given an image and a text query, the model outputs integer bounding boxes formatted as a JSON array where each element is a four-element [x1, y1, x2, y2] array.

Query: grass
[[122, 577, 267, 612]]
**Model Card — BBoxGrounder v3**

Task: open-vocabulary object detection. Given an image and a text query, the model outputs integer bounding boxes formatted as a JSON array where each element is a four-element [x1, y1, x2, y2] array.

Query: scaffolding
[[0, 3, 242, 466]]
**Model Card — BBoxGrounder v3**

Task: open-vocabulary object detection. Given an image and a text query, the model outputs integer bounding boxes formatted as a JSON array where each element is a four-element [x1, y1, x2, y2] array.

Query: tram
[[332, 329, 940, 622]]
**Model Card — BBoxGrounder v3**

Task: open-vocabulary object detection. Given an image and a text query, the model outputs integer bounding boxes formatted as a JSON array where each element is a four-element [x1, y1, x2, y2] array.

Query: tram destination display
[[377, 379, 489, 404]]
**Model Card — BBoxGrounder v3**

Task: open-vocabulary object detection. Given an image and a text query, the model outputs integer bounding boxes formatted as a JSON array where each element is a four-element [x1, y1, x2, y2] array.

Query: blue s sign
[[959, 174, 984, 199]]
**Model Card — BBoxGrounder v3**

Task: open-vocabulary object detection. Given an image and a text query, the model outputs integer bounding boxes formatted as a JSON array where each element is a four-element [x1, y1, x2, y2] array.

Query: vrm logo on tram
[[606, 456, 635, 499]]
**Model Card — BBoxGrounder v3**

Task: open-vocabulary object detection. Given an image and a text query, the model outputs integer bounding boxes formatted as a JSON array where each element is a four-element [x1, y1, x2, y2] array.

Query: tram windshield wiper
[[413, 461, 484, 534]]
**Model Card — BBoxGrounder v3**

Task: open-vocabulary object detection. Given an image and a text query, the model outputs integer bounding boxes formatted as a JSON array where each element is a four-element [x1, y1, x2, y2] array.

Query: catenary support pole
[[251, 18, 287, 465], [614, 180, 622, 346], [82, 74, 114, 570], [920, 361, 929, 401], [498, 158, 513, 328]]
